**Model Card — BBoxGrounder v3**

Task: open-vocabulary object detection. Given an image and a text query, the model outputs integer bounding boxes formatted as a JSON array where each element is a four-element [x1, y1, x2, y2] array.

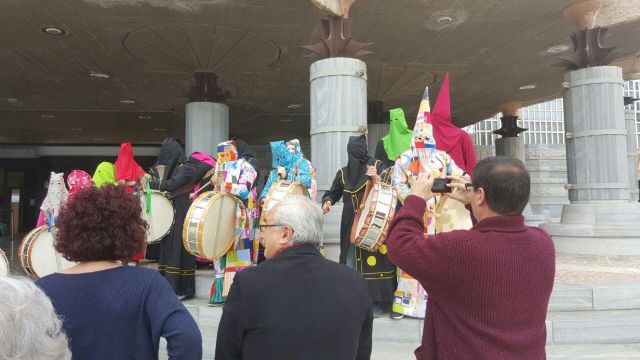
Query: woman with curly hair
[[35, 184, 202, 360]]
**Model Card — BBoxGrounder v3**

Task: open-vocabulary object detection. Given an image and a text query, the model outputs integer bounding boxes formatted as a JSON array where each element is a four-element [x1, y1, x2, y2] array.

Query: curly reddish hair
[[55, 184, 148, 263]]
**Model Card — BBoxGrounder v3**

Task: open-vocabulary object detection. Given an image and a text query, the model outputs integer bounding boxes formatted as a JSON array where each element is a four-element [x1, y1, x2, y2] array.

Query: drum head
[[28, 228, 76, 279], [141, 191, 175, 243], [262, 181, 308, 222], [200, 193, 239, 259], [0, 249, 8, 277]]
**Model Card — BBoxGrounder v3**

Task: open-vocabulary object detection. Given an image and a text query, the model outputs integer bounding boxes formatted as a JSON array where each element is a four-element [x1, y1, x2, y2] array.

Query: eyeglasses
[[464, 183, 474, 191], [258, 223, 286, 232]]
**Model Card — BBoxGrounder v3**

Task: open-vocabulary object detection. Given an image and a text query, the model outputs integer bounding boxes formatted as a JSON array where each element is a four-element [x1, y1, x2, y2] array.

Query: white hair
[[0, 277, 70, 360], [272, 195, 323, 245]]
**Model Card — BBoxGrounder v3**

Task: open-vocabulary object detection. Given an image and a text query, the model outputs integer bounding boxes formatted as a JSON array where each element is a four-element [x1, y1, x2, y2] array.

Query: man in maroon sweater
[[386, 156, 555, 360]]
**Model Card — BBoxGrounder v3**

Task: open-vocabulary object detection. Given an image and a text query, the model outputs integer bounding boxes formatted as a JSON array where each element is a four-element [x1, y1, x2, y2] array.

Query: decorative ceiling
[[0, 0, 639, 145]]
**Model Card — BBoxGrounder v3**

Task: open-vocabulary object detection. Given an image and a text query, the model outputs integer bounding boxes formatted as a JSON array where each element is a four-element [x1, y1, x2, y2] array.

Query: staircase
[[183, 208, 640, 359]]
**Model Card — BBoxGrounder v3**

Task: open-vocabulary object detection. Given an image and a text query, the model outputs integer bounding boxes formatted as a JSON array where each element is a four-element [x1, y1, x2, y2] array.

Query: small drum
[[350, 181, 398, 252], [183, 191, 245, 260], [19, 226, 77, 279], [260, 180, 308, 223], [0, 249, 8, 277], [140, 190, 175, 243]]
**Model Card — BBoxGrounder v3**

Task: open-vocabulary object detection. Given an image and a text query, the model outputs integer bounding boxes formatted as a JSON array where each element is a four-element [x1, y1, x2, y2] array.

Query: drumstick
[[190, 181, 213, 200], [399, 165, 415, 187]]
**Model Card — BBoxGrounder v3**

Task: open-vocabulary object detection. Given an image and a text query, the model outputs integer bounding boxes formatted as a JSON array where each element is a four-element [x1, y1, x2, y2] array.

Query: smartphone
[[432, 178, 452, 193]]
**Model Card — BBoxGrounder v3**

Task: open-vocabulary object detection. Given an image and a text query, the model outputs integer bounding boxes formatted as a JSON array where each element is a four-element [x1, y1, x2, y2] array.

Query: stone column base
[[540, 202, 640, 255]]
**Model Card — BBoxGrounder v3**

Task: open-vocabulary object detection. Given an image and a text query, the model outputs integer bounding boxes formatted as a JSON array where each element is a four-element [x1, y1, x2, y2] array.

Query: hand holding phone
[[431, 178, 452, 193]]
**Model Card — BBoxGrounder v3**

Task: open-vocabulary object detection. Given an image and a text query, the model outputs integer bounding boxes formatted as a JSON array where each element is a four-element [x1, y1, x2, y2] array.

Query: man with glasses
[[215, 195, 373, 360], [386, 156, 556, 360]]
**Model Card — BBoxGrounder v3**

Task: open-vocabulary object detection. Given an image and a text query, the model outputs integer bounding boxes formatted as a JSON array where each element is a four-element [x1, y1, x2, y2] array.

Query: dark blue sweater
[[36, 266, 202, 360]]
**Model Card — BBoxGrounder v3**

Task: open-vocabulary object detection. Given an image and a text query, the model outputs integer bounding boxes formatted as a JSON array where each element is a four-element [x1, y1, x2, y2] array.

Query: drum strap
[[172, 179, 196, 197], [145, 185, 152, 214]]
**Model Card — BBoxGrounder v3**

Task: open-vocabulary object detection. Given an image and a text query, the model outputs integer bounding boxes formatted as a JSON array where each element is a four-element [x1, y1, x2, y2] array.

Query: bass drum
[[260, 180, 308, 223], [140, 190, 175, 243], [0, 249, 8, 277], [19, 226, 77, 279], [183, 191, 245, 260], [350, 181, 398, 252]]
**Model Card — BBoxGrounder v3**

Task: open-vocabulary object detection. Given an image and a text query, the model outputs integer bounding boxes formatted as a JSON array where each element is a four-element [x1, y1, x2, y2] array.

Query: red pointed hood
[[432, 73, 463, 151], [115, 142, 145, 181], [432, 73, 477, 174]]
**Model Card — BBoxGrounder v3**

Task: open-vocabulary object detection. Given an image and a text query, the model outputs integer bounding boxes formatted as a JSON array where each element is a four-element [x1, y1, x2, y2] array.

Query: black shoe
[[390, 312, 404, 320], [177, 295, 193, 301]]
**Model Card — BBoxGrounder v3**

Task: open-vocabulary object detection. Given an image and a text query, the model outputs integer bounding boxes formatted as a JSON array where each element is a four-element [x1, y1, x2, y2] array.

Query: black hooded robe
[[148, 139, 200, 297], [322, 135, 397, 306]]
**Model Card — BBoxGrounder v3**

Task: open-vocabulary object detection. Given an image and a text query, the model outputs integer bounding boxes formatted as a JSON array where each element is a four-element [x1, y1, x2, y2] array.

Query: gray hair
[[0, 277, 70, 360], [272, 195, 323, 245]]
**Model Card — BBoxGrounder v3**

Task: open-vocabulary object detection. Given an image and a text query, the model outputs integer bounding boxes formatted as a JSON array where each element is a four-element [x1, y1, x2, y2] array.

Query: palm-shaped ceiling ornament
[[555, 0, 618, 70], [303, 0, 373, 59]]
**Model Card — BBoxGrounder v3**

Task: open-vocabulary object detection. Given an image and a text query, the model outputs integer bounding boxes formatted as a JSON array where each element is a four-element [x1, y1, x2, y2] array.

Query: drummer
[[285, 139, 318, 201], [322, 134, 397, 318], [260, 140, 312, 203], [148, 139, 202, 300], [390, 86, 471, 320], [208, 140, 259, 306], [37, 172, 68, 228]]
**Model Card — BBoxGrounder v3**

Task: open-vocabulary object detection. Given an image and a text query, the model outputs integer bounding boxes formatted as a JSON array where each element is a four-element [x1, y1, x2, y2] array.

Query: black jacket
[[215, 244, 373, 360]]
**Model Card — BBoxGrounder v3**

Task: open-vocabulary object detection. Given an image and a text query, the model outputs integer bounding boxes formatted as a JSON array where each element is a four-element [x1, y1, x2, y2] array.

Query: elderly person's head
[[259, 195, 323, 259], [55, 184, 147, 264], [470, 156, 530, 219], [0, 277, 70, 360]]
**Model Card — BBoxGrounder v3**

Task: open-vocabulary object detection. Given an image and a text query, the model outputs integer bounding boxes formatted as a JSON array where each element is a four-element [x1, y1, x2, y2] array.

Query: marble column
[[367, 124, 388, 155], [185, 102, 229, 155], [493, 104, 545, 225], [541, 66, 640, 255], [185, 72, 230, 155], [493, 104, 526, 162], [626, 109, 639, 202], [310, 57, 368, 193], [366, 101, 389, 154]]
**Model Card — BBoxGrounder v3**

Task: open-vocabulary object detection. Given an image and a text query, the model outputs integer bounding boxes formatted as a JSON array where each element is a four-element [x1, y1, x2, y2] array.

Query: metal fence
[[469, 80, 640, 148]]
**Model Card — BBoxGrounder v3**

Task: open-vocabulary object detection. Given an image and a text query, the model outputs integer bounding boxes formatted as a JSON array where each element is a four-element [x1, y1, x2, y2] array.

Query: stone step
[[549, 282, 640, 311], [162, 301, 640, 359], [196, 271, 640, 313], [546, 344, 640, 359], [182, 299, 640, 345], [547, 309, 640, 345]]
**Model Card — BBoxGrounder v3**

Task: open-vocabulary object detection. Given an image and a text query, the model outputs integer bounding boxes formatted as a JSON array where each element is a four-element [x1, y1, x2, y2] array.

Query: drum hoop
[[19, 226, 43, 278], [182, 191, 245, 260], [350, 181, 398, 252], [28, 226, 54, 279], [182, 191, 210, 255], [24, 226, 48, 279]]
